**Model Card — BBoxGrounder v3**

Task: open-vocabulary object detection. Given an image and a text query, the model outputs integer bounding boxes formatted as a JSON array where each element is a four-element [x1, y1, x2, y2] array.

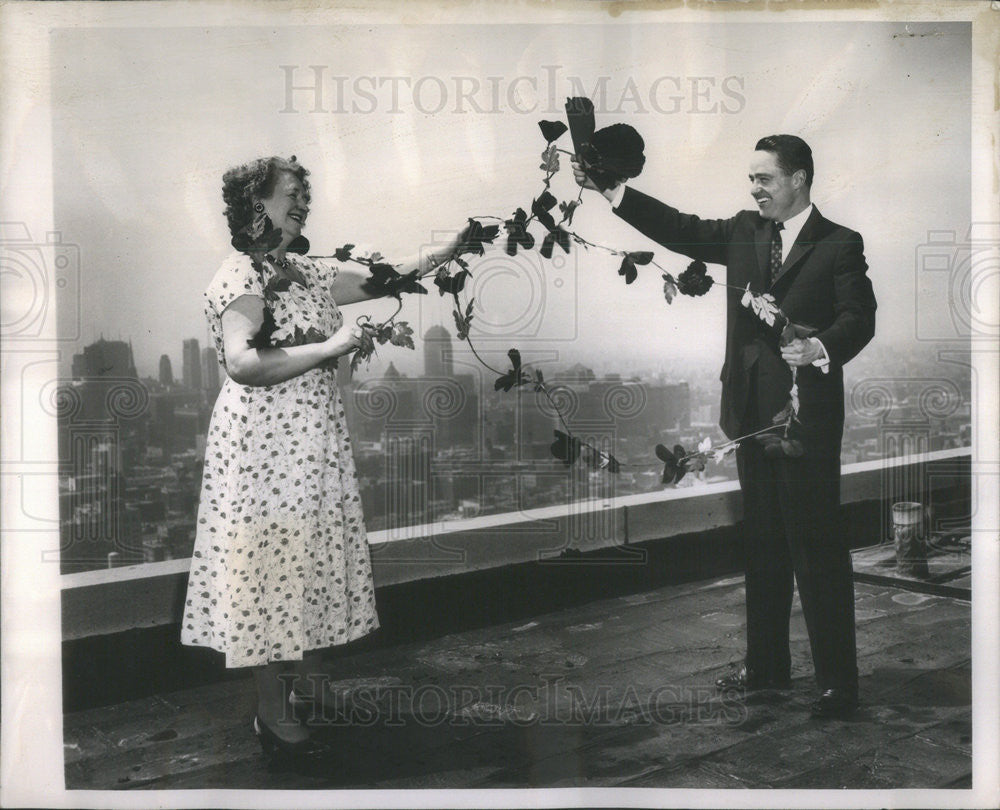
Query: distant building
[[182, 338, 202, 391], [201, 346, 221, 400], [71, 336, 138, 380], [158, 354, 174, 386], [423, 325, 453, 379]]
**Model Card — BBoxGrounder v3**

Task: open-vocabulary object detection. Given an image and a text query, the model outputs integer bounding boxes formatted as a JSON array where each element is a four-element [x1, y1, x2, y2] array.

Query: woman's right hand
[[325, 321, 367, 358]]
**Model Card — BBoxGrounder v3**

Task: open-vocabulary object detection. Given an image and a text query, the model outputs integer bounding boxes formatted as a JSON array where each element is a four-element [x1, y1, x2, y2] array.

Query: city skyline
[[58, 324, 970, 574]]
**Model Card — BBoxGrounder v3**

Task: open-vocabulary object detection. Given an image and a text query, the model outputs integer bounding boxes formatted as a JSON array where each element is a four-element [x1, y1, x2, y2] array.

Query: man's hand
[[571, 158, 620, 203], [570, 158, 599, 191], [781, 337, 824, 367]]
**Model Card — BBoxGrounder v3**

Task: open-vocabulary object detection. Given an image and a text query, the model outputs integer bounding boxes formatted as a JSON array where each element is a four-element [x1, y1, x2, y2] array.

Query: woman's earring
[[232, 201, 281, 253], [251, 201, 268, 236]]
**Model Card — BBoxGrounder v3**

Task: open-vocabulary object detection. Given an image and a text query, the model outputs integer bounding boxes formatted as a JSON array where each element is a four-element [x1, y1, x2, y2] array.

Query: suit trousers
[[734, 377, 859, 691]]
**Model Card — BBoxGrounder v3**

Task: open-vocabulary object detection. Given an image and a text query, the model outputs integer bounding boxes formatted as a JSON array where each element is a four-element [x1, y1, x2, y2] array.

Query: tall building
[[423, 325, 453, 379], [201, 346, 221, 398], [182, 338, 202, 391], [71, 337, 138, 379], [159, 354, 174, 386]]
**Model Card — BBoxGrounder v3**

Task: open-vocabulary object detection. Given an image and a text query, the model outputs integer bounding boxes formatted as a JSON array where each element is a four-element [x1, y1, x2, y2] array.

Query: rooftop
[[58, 449, 976, 794], [64, 556, 970, 791]]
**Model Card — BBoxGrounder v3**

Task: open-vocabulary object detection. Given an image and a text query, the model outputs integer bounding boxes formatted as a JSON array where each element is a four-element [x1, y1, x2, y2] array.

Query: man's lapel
[[770, 206, 826, 290]]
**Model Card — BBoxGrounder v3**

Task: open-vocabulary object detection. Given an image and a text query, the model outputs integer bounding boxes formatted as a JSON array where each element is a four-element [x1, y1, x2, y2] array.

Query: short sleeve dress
[[181, 251, 379, 668]]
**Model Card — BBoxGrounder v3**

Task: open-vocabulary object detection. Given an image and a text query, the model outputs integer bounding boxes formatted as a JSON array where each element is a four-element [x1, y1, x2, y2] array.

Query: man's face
[[749, 150, 802, 222]]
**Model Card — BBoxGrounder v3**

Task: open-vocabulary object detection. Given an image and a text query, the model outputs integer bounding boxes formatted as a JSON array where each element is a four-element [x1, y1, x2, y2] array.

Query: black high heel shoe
[[252, 714, 323, 763]]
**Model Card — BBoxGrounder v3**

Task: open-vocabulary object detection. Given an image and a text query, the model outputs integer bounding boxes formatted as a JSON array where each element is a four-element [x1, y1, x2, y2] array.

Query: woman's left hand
[[418, 223, 473, 277]]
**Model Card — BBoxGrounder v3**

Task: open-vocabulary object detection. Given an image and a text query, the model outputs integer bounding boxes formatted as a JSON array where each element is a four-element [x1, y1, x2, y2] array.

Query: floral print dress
[[181, 251, 379, 668]]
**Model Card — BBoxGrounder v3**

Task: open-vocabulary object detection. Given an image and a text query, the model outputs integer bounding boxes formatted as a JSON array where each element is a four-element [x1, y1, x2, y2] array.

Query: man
[[573, 135, 876, 719]]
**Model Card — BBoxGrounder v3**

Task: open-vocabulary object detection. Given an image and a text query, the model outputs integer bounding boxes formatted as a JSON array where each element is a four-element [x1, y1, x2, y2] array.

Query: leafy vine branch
[[241, 97, 814, 484]]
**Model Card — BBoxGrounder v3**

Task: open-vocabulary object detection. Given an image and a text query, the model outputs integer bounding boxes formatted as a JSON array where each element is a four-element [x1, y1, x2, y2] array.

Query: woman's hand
[[324, 321, 368, 357], [414, 224, 471, 279], [222, 294, 352, 387]]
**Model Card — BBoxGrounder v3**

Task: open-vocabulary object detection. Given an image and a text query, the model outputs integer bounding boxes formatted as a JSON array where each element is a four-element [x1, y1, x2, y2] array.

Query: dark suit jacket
[[615, 187, 876, 455]]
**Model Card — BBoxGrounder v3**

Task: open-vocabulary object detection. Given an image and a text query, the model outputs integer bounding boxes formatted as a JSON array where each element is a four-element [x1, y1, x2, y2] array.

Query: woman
[[181, 155, 462, 762]]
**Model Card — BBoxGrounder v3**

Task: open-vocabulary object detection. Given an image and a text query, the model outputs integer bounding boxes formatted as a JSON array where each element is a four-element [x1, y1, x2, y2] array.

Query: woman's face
[[261, 170, 309, 247]]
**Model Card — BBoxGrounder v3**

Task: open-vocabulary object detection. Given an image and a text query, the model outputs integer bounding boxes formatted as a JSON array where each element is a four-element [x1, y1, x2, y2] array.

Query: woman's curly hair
[[221, 156, 311, 237]]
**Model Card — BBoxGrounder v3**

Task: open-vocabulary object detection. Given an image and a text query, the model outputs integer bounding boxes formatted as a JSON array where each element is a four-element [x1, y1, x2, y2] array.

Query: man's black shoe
[[715, 663, 791, 692], [810, 687, 859, 719]]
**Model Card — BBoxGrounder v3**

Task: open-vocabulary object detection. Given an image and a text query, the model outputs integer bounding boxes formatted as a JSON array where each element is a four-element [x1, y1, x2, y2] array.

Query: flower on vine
[[578, 124, 647, 191], [677, 260, 714, 297], [538, 119, 568, 143]]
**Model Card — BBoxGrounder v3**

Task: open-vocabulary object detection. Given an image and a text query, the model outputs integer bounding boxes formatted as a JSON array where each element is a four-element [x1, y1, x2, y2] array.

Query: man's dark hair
[[755, 135, 814, 187]]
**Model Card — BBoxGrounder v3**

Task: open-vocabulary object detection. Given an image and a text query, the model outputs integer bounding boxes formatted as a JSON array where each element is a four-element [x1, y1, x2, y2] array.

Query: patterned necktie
[[770, 221, 784, 285]]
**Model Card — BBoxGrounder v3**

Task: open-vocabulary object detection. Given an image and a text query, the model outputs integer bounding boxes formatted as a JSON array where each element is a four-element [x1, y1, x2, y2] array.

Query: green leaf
[[453, 308, 471, 341], [531, 192, 558, 232], [550, 430, 581, 465], [434, 269, 470, 296], [389, 321, 415, 350], [559, 199, 580, 227], [771, 401, 794, 427], [540, 231, 555, 259], [618, 255, 638, 285], [662, 273, 678, 304], [628, 251, 654, 265], [780, 321, 818, 346], [654, 443, 689, 485], [504, 208, 534, 255], [334, 243, 355, 262], [456, 219, 499, 257], [540, 144, 560, 174]]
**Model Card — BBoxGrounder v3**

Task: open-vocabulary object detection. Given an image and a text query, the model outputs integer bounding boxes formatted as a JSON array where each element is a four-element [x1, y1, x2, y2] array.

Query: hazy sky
[[51, 21, 971, 380]]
